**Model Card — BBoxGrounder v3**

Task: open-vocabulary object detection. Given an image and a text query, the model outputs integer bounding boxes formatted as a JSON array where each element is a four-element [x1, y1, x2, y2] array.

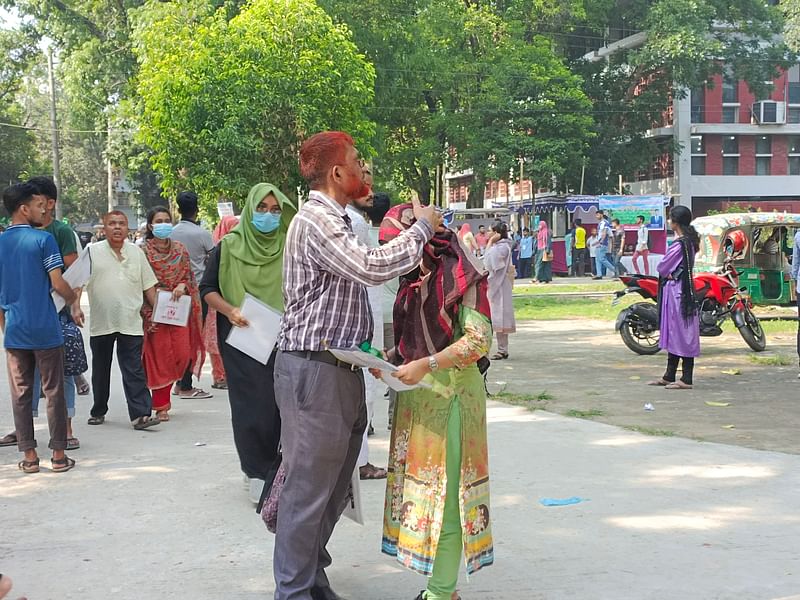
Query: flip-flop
[[665, 381, 693, 390], [51, 455, 75, 473], [179, 388, 213, 399], [66, 437, 80, 450], [359, 463, 388, 480], [132, 416, 161, 430], [647, 379, 670, 386], [0, 432, 17, 447], [87, 416, 105, 425], [211, 381, 228, 390], [18, 458, 40, 474]]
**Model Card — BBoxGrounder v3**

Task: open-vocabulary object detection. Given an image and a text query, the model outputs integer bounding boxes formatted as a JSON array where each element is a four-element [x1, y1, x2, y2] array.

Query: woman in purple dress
[[648, 206, 700, 390]]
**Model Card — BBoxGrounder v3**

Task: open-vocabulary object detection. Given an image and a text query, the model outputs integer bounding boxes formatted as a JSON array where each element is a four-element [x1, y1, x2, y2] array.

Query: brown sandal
[[665, 381, 693, 390], [18, 458, 40, 473], [51, 455, 76, 473], [647, 379, 670, 386], [359, 463, 388, 480]]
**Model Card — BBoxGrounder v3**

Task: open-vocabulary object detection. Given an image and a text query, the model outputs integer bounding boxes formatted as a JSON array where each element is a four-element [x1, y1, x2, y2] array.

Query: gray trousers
[[273, 352, 367, 600]]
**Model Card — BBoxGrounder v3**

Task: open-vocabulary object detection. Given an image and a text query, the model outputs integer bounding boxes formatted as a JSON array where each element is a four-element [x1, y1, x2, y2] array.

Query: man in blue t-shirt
[[0, 182, 78, 474], [518, 228, 534, 279]]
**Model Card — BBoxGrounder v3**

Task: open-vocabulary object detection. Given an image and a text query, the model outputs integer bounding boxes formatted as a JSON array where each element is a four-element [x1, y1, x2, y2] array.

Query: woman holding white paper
[[199, 183, 297, 504], [141, 206, 205, 421], [378, 204, 494, 600]]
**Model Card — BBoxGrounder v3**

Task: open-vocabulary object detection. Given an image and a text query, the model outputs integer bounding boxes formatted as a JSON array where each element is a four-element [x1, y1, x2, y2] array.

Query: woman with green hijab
[[200, 183, 297, 504]]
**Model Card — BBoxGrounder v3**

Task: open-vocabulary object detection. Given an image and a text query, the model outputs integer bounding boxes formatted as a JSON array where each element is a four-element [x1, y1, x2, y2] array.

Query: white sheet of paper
[[329, 348, 430, 391], [225, 294, 282, 365], [51, 247, 93, 312], [342, 467, 364, 525], [152, 290, 192, 327]]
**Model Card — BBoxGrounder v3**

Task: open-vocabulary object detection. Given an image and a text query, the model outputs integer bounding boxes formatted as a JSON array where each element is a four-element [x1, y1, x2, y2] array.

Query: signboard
[[217, 202, 235, 218], [599, 195, 667, 231]]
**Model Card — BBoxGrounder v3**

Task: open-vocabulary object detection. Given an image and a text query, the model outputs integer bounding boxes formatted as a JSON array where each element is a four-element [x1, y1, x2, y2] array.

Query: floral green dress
[[382, 305, 494, 576]]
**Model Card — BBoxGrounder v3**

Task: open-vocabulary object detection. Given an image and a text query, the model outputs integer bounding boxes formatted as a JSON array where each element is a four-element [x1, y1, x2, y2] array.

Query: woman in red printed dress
[[141, 206, 205, 421]]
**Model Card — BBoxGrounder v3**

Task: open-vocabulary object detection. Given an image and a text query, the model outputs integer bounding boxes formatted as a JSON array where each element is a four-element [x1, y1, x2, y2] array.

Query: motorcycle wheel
[[736, 307, 767, 352], [619, 318, 661, 355]]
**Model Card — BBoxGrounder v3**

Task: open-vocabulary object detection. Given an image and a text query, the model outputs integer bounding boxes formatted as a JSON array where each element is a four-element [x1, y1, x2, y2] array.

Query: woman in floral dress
[[379, 204, 494, 600]]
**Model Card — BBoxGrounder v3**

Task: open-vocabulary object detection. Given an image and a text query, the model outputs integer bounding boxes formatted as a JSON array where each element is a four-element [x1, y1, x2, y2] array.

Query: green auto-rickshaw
[[693, 212, 800, 306]]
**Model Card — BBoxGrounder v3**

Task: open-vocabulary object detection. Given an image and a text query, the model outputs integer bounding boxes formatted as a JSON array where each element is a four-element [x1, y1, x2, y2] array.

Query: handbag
[[61, 313, 88, 376], [258, 453, 285, 533]]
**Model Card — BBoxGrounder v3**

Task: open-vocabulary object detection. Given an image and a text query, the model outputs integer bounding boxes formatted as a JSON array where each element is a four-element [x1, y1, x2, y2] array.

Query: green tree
[[132, 0, 375, 214], [320, 0, 593, 204]]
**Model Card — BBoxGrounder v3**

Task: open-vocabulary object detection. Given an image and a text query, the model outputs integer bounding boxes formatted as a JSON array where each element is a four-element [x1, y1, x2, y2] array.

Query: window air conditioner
[[752, 101, 786, 124]]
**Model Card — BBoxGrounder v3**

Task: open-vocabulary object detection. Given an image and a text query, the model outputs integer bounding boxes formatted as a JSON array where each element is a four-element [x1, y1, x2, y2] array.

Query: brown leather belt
[[285, 350, 359, 371]]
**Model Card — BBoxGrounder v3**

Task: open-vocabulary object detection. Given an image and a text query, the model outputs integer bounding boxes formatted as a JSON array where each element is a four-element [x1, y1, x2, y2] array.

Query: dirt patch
[[490, 319, 800, 454]]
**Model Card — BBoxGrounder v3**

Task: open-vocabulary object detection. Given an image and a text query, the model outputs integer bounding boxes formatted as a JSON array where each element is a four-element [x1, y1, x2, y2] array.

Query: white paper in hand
[[225, 294, 282, 364], [329, 348, 430, 391], [51, 247, 93, 312], [152, 290, 192, 327]]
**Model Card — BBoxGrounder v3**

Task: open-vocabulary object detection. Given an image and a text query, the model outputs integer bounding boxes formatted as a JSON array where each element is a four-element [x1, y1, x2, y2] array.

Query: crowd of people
[[1, 130, 706, 600]]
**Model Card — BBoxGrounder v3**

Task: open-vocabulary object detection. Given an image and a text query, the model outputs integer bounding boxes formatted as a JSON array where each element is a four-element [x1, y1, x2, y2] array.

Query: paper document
[[152, 291, 192, 327], [342, 467, 364, 525], [225, 294, 282, 364], [329, 348, 431, 391], [51, 247, 93, 312]]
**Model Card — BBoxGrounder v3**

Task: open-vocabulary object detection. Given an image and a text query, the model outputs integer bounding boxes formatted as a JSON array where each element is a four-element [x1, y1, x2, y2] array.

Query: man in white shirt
[[72, 211, 161, 430], [632, 214, 650, 275]]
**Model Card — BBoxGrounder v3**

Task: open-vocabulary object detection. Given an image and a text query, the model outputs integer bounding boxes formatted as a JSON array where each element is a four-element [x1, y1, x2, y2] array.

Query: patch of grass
[[623, 425, 676, 437], [565, 408, 606, 419], [514, 295, 637, 321], [492, 391, 551, 411], [514, 281, 621, 296], [747, 353, 793, 366]]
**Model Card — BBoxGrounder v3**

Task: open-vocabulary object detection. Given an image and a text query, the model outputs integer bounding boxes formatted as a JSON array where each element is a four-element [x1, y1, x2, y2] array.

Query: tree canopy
[[132, 0, 375, 213]]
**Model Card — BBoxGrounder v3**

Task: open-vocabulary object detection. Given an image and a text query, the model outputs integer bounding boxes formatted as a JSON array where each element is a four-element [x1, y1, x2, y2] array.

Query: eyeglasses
[[255, 205, 282, 215]]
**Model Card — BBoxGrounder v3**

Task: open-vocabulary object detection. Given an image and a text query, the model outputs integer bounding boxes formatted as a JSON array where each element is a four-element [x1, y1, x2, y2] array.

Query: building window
[[722, 105, 738, 123], [755, 136, 772, 176], [691, 135, 706, 175], [722, 135, 739, 175], [722, 77, 738, 104], [789, 107, 800, 124], [756, 135, 771, 155], [789, 65, 800, 105], [722, 136, 738, 155], [723, 157, 739, 175], [790, 135, 800, 175], [691, 87, 705, 123]]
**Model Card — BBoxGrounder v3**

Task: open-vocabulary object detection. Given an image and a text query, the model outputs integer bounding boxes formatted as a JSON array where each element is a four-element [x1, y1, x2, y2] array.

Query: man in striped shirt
[[274, 131, 440, 600]]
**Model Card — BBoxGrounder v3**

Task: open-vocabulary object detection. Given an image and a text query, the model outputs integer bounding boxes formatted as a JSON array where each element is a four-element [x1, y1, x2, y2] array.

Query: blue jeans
[[595, 246, 617, 278], [32, 366, 76, 418]]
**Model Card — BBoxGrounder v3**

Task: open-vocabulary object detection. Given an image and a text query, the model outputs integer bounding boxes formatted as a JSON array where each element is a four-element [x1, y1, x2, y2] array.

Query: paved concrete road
[[2, 316, 800, 599]]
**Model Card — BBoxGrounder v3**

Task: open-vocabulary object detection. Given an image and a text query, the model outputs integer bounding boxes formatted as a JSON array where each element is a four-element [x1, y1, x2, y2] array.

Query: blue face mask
[[152, 223, 173, 239], [252, 212, 281, 234]]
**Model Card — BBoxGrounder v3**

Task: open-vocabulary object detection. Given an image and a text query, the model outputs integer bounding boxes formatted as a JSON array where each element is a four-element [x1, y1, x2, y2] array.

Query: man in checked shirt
[[273, 131, 441, 600]]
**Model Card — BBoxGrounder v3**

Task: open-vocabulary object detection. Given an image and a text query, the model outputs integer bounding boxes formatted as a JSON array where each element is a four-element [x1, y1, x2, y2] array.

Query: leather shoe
[[310, 586, 347, 600]]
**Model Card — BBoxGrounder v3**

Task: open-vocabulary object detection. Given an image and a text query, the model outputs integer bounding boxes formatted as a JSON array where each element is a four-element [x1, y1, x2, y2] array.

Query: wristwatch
[[428, 355, 439, 372]]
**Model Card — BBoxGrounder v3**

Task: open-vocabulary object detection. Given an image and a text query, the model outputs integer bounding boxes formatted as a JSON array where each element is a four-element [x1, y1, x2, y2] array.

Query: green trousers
[[424, 399, 463, 600]]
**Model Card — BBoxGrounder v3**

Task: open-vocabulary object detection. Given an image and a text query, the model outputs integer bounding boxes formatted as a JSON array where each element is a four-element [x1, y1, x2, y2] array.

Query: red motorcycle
[[613, 258, 767, 355]]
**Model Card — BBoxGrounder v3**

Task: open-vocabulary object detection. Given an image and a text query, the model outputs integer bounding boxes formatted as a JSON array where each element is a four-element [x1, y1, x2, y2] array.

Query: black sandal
[[18, 458, 40, 473], [491, 352, 509, 360], [51, 455, 75, 473], [87, 415, 105, 425], [132, 416, 160, 430]]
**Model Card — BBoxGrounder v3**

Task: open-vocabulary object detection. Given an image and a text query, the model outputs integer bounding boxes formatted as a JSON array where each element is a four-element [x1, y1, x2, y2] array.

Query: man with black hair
[[0, 182, 78, 472], [171, 191, 214, 399], [0, 176, 82, 449]]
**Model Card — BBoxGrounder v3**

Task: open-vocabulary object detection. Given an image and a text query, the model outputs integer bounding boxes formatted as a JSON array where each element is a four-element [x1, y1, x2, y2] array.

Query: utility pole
[[518, 157, 524, 203], [47, 47, 62, 221], [107, 120, 115, 213]]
